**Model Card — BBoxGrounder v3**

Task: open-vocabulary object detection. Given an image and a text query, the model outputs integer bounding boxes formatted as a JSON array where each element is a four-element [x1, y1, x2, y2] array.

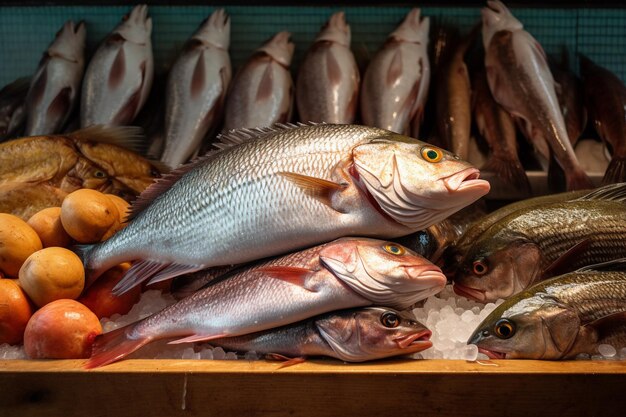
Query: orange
[[27, 207, 72, 248], [79, 263, 141, 319], [0, 213, 42, 276], [60, 189, 118, 243], [0, 279, 34, 344]]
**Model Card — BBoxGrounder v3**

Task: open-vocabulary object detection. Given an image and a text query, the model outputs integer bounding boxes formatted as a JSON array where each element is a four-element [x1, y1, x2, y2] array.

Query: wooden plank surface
[[2, 359, 626, 416]]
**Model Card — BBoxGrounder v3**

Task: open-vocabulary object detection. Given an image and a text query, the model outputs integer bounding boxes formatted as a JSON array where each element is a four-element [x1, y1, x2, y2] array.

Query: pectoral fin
[[266, 353, 307, 369], [168, 333, 228, 345], [586, 312, 626, 340], [254, 266, 316, 292], [278, 171, 346, 209], [542, 239, 591, 279]]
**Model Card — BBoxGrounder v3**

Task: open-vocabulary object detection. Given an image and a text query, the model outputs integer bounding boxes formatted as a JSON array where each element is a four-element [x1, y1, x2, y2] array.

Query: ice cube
[[461, 344, 479, 361], [460, 310, 475, 323], [212, 347, 226, 360], [244, 351, 258, 361], [598, 344, 617, 358], [225, 352, 238, 360]]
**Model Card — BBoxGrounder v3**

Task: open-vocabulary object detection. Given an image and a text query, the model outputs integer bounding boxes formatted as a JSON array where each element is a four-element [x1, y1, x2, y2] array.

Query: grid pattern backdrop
[[0, 5, 624, 87]]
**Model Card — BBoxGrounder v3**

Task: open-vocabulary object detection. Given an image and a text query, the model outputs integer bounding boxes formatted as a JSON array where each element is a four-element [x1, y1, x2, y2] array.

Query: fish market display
[[0, 78, 29, 141], [79, 123, 489, 292], [473, 71, 530, 194], [0, 126, 160, 199], [482, 0, 592, 190], [223, 31, 294, 132], [86, 238, 446, 367], [469, 260, 626, 359], [580, 55, 626, 185], [210, 307, 432, 363], [453, 183, 626, 303], [24, 20, 86, 136], [435, 25, 476, 159], [161, 9, 231, 168], [80, 5, 153, 127], [296, 12, 359, 124], [360, 9, 430, 135]]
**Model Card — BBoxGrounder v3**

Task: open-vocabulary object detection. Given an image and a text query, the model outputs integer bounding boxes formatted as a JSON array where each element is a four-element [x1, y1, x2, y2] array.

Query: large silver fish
[[160, 9, 231, 168], [469, 260, 626, 359], [210, 307, 432, 363], [360, 9, 430, 135], [78, 123, 489, 292], [482, 0, 592, 190], [86, 238, 445, 368], [296, 12, 359, 123], [80, 5, 153, 127], [223, 31, 294, 132], [25, 20, 86, 136]]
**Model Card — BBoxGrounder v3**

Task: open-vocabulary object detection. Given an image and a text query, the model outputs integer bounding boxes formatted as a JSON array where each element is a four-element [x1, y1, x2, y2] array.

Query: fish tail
[[565, 167, 594, 191], [602, 156, 626, 185], [482, 155, 531, 195], [84, 324, 149, 369]]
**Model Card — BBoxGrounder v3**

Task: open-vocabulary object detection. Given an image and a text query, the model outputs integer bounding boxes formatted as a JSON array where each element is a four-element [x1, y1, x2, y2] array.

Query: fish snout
[[442, 168, 491, 199], [405, 265, 447, 290], [453, 282, 487, 302], [394, 329, 432, 350]]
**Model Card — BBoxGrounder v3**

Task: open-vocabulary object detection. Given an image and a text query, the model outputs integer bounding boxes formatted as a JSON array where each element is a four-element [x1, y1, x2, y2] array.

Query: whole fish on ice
[[80, 5, 153, 127], [296, 12, 360, 123], [482, 0, 592, 190], [223, 31, 294, 131], [25, 20, 86, 136], [360, 8, 430, 135], [160, 9, 231, 168], [86, 238, 445, 368], [78, 123, 489, 292]]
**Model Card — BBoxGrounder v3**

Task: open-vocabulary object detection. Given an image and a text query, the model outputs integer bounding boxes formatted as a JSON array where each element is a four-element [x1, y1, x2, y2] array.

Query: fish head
[[69, 157, 113, 191], [319, 238, 447, 309], [257, 31, 295, 67], [352, 135, 490, 231], [390, 8, 430, 45], [316, 307, 432, 362], [48, 20, 86, 64], [75, 141, 160, 194], [115, 4, 152, 45], [468, 292, 580, 359], [481, 1, 523, 48], [453, 232, 542, 303], [316, 11, 351, 47], [194, 8, 231, 50]]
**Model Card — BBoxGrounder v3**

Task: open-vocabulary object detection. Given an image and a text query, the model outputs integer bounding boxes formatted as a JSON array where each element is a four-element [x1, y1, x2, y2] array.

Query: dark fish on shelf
[[0, 182, 67, 220], [0, 77, 29, 141], [81, 5, 154, 128], [469, 259, 626, 359], [580, 55, 626, 185], [551, 51, 586, 148], [296, 12, 360, 124], [25, 20, 86, 136], [85, 238, 445, 368]]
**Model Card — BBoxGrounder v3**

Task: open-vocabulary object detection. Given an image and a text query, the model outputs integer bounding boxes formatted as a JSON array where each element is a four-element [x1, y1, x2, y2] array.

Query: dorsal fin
[[67, 125, 145, 154], [576, 182, 626, 203], [214, 122, 320, 151], [127, 150, 219, 221]]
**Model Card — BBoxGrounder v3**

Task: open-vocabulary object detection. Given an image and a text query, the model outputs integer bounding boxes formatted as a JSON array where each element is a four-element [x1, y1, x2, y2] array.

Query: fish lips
[[478, 347, 507, 359], [394, 329, 432, 351], [442, 168, 489, 194], [453, 283, 487, 302]]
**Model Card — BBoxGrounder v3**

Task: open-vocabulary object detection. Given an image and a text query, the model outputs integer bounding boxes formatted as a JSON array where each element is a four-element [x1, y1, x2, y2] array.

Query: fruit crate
[[1, 3, 626, 417]]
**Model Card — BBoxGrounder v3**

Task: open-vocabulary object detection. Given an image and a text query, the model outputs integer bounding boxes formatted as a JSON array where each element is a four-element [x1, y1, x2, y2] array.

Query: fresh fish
[[0, 126, 160, 197], [360, 9, 430, 135], [223, 31, 294, 131], [0, 78, 29, 141], [160, 9, 231, 168], [296, 12, 359, 124], [210, 307, 432, 363], [468, 260, 626, 359], [80, 5, 153, 127], [473, 70, 530, 194], [580, 55, 626, 185], [77, 123, 489, 292], [482, 0, 592, 190], [85, 238, 446, 368], [435, 25, 477, 159], [25, 20, 86, 136], [0, 182, 67, 220], [552, 52, 586, 147], [575, 138, 610, 174], [170, 265, 240, 299], [453, 182, 626, 303]]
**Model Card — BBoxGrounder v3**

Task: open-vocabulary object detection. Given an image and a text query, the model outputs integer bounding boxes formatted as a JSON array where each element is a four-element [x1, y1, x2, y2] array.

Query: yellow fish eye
[[383, 244, 405, 256], [421, 147, 443, 163], [494, 319, 516, 339]]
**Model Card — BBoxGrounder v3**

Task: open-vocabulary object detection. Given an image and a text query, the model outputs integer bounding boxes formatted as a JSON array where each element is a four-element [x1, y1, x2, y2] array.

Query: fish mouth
[[404, 266, 447, 290], [478, 347, 507, 359], [394, 330, 432, 350], [453, 283, 486, 302], [442, 168, 490, 193]]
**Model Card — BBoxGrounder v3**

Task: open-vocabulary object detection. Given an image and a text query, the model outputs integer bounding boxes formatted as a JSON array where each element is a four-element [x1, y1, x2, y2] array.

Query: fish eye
[[381, 312, 400, 328], [472, 259, 488, 276], [150, 168, 160, 178], [494, 319, 515, 339], [94, 170, 107, 179], [383, 244, 405, 256], [421, 146, 443, 163]]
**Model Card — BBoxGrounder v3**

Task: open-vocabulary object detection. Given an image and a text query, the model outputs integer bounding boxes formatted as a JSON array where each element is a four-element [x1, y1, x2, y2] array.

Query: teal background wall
[[0, 5, 624, 86]]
